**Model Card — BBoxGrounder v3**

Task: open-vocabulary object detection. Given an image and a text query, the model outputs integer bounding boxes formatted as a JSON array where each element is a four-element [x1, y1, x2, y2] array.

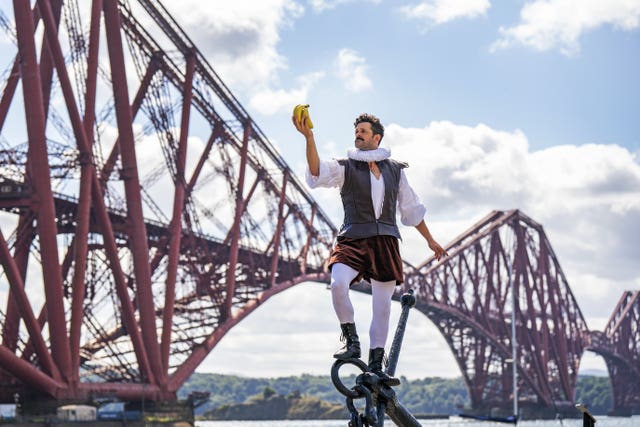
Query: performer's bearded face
[[354, 122, 380, 151]]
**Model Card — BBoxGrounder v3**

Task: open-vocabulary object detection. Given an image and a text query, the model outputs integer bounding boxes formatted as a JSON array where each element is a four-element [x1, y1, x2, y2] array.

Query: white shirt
[[305, 148, 426, 227]]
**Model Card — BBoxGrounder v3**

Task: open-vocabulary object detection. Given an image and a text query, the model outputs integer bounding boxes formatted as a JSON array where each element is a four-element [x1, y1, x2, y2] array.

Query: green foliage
[[394, 376, 468, 414], [574, 375, 612, 415], [199, 391, 348, 420], [263, 387, 277, 399], [179, 372, 467, 416], [179, 373, 614, 419]]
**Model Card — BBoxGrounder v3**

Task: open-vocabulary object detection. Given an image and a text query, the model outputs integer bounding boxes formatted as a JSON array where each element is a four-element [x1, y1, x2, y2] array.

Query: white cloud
[[400, 0, 490, 26], [199, 282, 460, 379], [387, 121, 532, 218], [161, 0, 303, 88], [309, 0, 381, 13], [201, 120, 639, 379], [334, 48, 372, 92], [491, 0, 640, 55], [249, 71, 325, 115], [385, 120, 640, 320]]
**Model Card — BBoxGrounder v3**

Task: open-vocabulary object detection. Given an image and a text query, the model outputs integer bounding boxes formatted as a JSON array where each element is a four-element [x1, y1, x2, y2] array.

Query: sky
[[155, 0, 640, 380], [1, 0, 639, 382]]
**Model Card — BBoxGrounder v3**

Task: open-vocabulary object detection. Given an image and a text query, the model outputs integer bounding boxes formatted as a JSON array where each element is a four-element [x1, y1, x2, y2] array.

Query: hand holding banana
[[292, 104, 314, 129]]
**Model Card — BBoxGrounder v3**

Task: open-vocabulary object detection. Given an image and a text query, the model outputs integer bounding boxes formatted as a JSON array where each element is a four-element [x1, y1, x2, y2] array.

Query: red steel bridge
[[401, 210, 639, 416], [0, 0, 637, 415]]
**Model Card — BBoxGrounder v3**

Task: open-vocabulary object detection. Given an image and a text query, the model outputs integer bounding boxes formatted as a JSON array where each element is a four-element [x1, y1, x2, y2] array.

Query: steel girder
[[402, 210, 591, 412], [588, 291, 640, 414], [1, 0, 636, 411], [0, 0, 335, 399]]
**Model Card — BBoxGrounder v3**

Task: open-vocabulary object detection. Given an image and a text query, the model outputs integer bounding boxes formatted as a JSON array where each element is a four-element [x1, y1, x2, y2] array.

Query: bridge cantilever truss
[[0, 0, 335, 400], [402, 210, 592, 414], [588, 290, 640, 415], [0, 0, 638, 414]]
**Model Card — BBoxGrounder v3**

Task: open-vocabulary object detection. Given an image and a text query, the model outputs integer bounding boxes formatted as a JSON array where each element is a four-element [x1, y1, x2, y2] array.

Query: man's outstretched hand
[[415, 221, 449, 261], [429, 240, 448, 261]]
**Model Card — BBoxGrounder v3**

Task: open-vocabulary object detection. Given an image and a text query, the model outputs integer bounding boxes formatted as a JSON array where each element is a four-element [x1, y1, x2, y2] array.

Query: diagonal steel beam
[[103, 0, 164, 387], [13, 0, 70, 380], [162, 50, 196, 371]]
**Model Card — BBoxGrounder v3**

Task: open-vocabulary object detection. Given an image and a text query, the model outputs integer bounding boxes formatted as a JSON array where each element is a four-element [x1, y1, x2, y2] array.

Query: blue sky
[[174, 0, 640, 154], [158, 0, 640, 379], [0, 0, 638, 381]]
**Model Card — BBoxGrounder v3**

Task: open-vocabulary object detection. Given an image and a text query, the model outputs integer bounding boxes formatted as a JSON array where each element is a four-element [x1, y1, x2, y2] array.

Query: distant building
[[57, 404, 97, 421]]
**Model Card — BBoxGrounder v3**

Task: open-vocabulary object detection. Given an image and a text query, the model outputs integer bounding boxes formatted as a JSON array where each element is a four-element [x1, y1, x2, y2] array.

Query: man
[[292, 112, 447, 384]]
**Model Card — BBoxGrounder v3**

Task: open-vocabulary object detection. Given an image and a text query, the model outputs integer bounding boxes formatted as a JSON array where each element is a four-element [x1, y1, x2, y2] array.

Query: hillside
[[204, 388, 349, 420], [178, 373, 614, 419]]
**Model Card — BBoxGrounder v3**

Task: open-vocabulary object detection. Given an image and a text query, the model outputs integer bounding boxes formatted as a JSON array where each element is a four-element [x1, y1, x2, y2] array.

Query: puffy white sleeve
[[305, 159, 345, 189], [397, 169, 426, 226]]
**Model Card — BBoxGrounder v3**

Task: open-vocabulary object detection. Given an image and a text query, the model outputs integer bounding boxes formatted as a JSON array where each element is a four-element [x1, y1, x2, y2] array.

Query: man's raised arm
[[292, 113, 320, 176]]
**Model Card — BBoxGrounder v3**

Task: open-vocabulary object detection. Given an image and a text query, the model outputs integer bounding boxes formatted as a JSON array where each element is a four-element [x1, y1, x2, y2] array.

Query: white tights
[[330, 263, 396, 349]]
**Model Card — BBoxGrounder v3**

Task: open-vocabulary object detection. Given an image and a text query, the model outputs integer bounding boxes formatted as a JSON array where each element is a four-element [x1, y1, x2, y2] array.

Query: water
[[197, 416, 640, 427]]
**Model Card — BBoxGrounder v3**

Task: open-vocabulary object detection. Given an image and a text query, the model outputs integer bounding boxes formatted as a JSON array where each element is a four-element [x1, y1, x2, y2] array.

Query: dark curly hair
[[354, 113, 384, 143]]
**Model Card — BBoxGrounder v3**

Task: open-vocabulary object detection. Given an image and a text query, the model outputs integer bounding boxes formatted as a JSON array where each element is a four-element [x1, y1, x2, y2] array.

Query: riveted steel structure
[[402, 210, 593, 415], [1, 0, 638, 415], [588, 291, 640, 415], [0, 0, 335, 400]]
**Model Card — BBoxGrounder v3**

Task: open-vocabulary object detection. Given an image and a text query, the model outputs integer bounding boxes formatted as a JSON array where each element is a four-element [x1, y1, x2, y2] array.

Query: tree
[[263, 387, 277, 399]]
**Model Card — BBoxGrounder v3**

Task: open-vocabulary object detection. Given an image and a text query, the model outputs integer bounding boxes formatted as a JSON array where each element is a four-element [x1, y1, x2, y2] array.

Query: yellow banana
[[293, 104, 313, 129], [301, 105, 314, 129], [293, 104, 305, 123]]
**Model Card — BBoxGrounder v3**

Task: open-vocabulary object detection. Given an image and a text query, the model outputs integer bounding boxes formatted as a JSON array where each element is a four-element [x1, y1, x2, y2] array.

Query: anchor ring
[[331, 358, 369, 398]]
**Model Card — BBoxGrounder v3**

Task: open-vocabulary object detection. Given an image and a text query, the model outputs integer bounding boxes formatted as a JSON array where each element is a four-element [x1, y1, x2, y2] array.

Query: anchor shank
[[386, 290, 416, 376], [377, 290, 421, 426]]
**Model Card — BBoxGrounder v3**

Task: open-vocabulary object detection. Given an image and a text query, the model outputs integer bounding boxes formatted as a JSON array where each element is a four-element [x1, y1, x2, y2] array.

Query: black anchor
[[331, 290, 422, 427]]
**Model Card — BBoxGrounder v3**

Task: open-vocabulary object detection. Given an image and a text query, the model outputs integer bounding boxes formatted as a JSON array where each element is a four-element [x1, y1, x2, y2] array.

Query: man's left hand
[[429, 240, 448, 261]]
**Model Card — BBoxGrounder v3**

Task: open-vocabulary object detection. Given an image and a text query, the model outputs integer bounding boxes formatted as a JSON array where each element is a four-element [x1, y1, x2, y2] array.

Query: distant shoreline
[[181, 372, 624, 418]]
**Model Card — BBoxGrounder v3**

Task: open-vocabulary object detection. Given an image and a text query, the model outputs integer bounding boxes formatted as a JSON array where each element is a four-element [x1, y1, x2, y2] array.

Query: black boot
[[333, 323, 361, 360], [368, 348, 400, 386]]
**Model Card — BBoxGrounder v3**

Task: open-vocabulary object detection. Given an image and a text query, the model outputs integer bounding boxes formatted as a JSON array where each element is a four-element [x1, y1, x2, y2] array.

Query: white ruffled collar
[[347, 147, 391, 162]]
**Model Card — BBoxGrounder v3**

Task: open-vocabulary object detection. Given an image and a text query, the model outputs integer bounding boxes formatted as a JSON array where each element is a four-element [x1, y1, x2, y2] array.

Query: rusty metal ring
[[331, 358, 369, 398]]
